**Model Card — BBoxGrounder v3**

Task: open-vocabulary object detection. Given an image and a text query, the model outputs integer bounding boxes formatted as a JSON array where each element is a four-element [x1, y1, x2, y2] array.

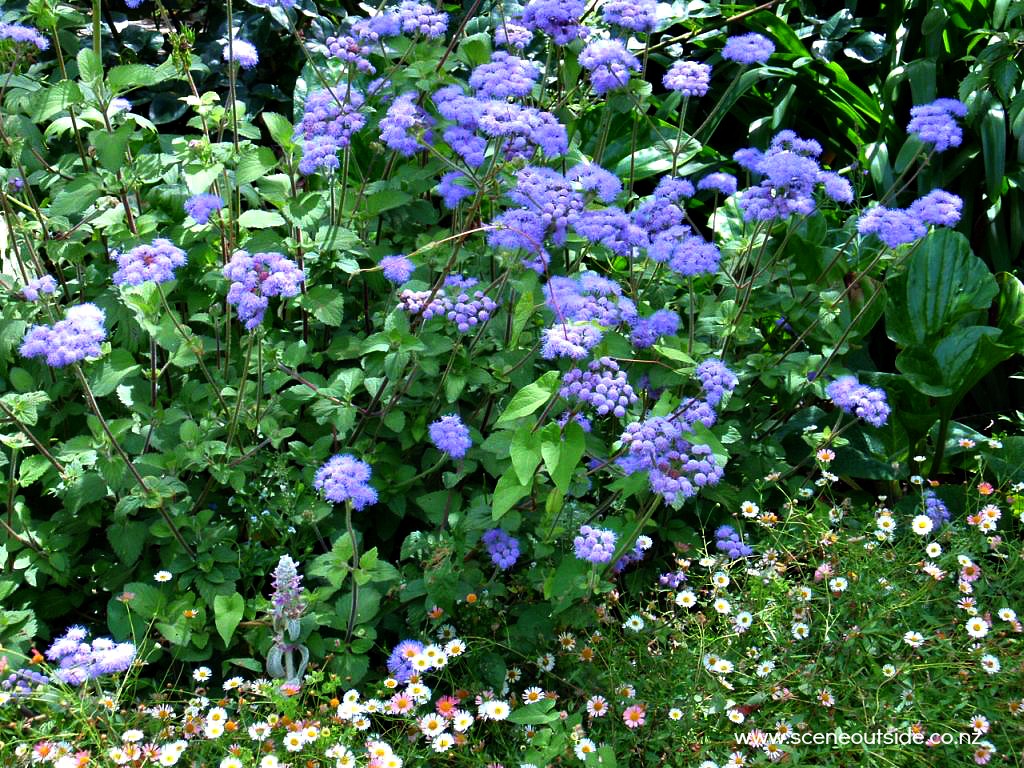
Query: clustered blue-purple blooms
[[223, 250, 303, 330], [522, 0, 586, 45], [326, 34, 375, 74], [470, 52, 539, 99], [825, 375, 891, 427], [380, 92, 433, 156], [482, 528, 520, 570], [664, 61, 712, 96], [20, 303, 107, 368], [715, 524, 753, 559], [1, 667, 49, 698], [494, 19, 533, 50], [560, 356, 638, 418], [380, 254, 415, 284], [397, 277, 498, 334], [601, 0, 657, 32], [224, 39, 259, 69], [44, 626, 136, 686], [906, 98, 967, 153], [579, 39, 641, 95], [294, 88, 367, 175], [857, 189, 962, 247], [698, 172, 738, 196], [22, 274, 57, 301], [648, 226, 721, 276], [247, 0, 297, 9], [0, 22, 50, 50], [387, 639, 423, 682], [557, 410, 593, 433], [184, 193, 224, 225], [573, 525, 618, 563], [695, 359, 738, 407], [567, 163, 622, 203], [271, 554, 305, 620], [111, 238, 187, 287], [612, 535, 651, 573], [629, 309, 680, 349], [438, 171, 475, 208], [721, 32, 776, 65], [660, 569, 687, 589], [429, 414, 472, 458], [923, 491, 950, 528], [314, 453, 377, 509]]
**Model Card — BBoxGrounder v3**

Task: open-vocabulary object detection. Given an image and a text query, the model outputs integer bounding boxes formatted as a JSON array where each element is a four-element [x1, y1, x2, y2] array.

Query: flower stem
[[344, 501, 359, 645]]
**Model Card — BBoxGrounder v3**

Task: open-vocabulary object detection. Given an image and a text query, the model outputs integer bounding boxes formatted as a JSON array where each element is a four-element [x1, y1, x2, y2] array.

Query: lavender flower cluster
[[387, 639, 423, 682], [695, 359, 739, 407], [573, 525, 618, 564], [111, 238, 187, 287], [906, 98, 967, 153], [482, 528, 520, 570], [314, 453, 377, 509], [825, 375, 891, 428], [560, 356, 638, 418], [44, 626, 136, 686], [294, 88, 367, 175], [923, 491, 950, 529], [601, 0, 657, 32], [271, 554, 305, 621], [579, 39, 640, 95], [0, 21, 50, 50], [612, 534, 652, 573], [715, 524, 753, 559], [223, 250, 304, 330], [857, 188, 962, 248], [20, 303, 107, 368], [429, 414, 472, 458], [184, 193, 224, 225], [21, 274, 57, 301], [396, 277, 498, 335]]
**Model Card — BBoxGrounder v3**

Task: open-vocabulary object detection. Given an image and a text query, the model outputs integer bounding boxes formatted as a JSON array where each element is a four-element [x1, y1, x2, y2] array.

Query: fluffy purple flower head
[[573, 525, 618, 563], [112, 239, 187, 287], [442, 126, 486, 168], [695, 359, 738, 407], [470, 52, 539, 99], [579, 39, 640, 95], [629, 309, 679, 348], [618, 412, 724, 503], [825, 375, 890, 427], [721, 33, 775, 65], [495, 19, 533, 49], [522, 0, 586, 45], [397, 288, 449, 320], [557, 411, 593, 433], [224, 39, 259, 69], [697, 172, 738, 196], [909, 189, 962, 227], [601, 0, 658, 32], [271, 555, 305, 620], [22, 274, 58, 301], [664, 61, 712, 96], [445, 289, 498, 333], [380, 254, 415, 284], [20, 304, 106, 368], [482, 528, 520, 570], [478, 102, 568, 158], [429, 414, 472, 458], [45, 627, 135, 686], [184, 193, 224, 225], [541, 322, 605, 360], [294, 89, 367, 175], [387, 639, 423, 682], [560, 356, 638, 418], [125, 0, 144, 8], [819, 172, 854, 204], [654, 176, 696, 203], [715, 524, 753, 559], [314, 453, 377, 509], [223, 250, 304, 330], [571, 207, 649, 256], [326, 35, 375, 74], [923, 491, 950, 528], [352, 12, 402, 42], [907, 98, 967, 152], [649, 226, 721, 277], [857, 206, 927, 248], [246, 0, 297, 9], [507, 167, 584, 245], [0, 22, 50, 50], [567, 163, 622, 203], [396, 1, 448, 38], [380, 92, 432, 156]]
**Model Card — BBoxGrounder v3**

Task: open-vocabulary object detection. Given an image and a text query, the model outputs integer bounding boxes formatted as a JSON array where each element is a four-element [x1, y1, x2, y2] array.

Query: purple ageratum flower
[[579, 39, 641, 95], [0, 22, 50, 50], [437, 171, 474, 209], [507, 166, 584, 245], [352, 12, 402, 42], [825, 375, 890, 428], [695, 359, 738, 408], [326, 35, 374, 74], [271, 555, 305, 620], [223, 250, 304, 330], [632, 199, 685, 237], [908, 189, 962, 227], [20, 303, 106, 368], [571, 207, 649, 256], [649, 226, 721, 277], [697, 172, 738, 196], [715, 524, 753, 559], [380, 92, 432, 156], [573, 525, 618, 563], [45, 627, 135, 686], [387, 639, 423, 682], [22, 274, 58, 301], [923, 491, 950, 528], [556, 410, 592, 433], [819, 172, 854, 204], [857, 206, 927, 248], [429, 414, 472, 458], [544, 274, 627, 328], [294, 89, 367, 176], [541, 322, 604, 360], [223, 39, 259, 69], [522, 0, 586, 45], [444, 289, 498, 333], [602, 0, 658, 32], [379, 254, 415, 284], [664, 61, 712, 96], [495, 18, 533, 49], [478, 102, 569, 159], [442, 127, 487, 168], [314, 453, 377, 509], [567, 163, 622, 203], [654, 176, 696, 203], [184, 193, 224, 225], [613, 535, 652, 574], [434, 85, 485, 129], [629, 309, 679, 349], [396, 1, 448, 38], [907, 98, 967, 153], [721, 33, 775, 65], [112, 239, 187, 287], [482, 528, 520, 570], [469, 52, 539, 99], [125, 0, 144, 8], [560, 356, 638, 418]]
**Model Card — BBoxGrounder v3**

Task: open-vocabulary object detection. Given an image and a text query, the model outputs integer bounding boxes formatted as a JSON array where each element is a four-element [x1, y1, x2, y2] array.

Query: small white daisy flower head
[[574, 738, 597, 760], [910, 475, 924, 485], [903, 631, 925, 648], [794, 585, 812, 601], [432, 733, 455, 753], [876, 514, 896, 532], [740, 500, 760, 518], [713, 571, 731, 589], [220, 758, 243, 768], [756, 660, 775, 678], [699, 762, 720, 768], [193, 666, 212, 682], [714, 658, 734, 675], [910, 514, 933, 536], [154, 570, 173, 583], [676, 589, 698, 608], [998, 608, 1017, 622], [714, 598, 732, 614], [623, 614, 645, 632], [480, 699, 510, 721], [636, 535, 653, 550], [668, 707, 683, 721], [259, 756, 280, 768], [926, 542, 942, 558], [735, 611, 753, 629], [699, 556, 717, 568], [828, 577, 848, 593], [980, 654, 1000, 674], [965, 617, 989, 638], [727, 708, 745, 724], [791, 622, 809, 640], [882, 663, 897, 677]]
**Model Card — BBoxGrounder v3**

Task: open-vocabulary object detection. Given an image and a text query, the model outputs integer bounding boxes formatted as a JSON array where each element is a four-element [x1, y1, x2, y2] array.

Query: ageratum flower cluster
[[573, 525, 618, 564], [184, 193, 224, 225], [43, 626, 136, 686], [482, 528, 520, 570], [397, 277, 498, 334], [560, 357, 638, 418], [223, 250, 304, 330], [294, 88, 367, 175], [20, 304, 107, 368], [314, 453, 377, 509], [579, 39, 640, 95], [857, 188, 962, 248], [923, 491, 951, 529], [21, 274, 57, 301], [825, 375, 891, 428], [715, 525, 753, 559], [111, 238, 187, 287], [906, 98, 967, 152], [429, 414, 472, 458]]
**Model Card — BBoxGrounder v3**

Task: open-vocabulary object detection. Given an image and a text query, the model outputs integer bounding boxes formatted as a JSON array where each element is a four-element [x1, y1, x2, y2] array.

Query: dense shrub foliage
[[0, 0, 1022, 765]]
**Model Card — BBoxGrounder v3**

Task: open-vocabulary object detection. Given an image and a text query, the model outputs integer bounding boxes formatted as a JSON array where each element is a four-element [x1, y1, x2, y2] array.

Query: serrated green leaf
[[301, 285, 344, 325], [235, 145, 279, 184], [237, 209, 286, 229]]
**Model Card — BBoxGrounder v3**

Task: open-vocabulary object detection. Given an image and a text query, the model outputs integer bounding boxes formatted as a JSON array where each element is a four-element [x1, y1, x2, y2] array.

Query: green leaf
[[33, 81, 84, 123], [108, 62, 176, 93], [18, 454, 50, 486], [107, 521, 148, 567], [510, 424, 542, 486], [262, 112, 295, 149], [363, 189, 411, 217], [237, 209, 286, 229], [8, 368, 35, 393], [76, 49, 103, 87], [89, 348, 141, 397], [49, 174, 103, 215], [980, 106, 1007, 202], [541, 422, 585, 495], [284, 192, 327, 230], [235, 145, 279, 184], [301, 285, 344, 326], [496, 370, 559, 425], [508, 700, 559, 725], [492, 466, 531, 521], [89, 123, 135, 173], [213, 592, 245, 646]]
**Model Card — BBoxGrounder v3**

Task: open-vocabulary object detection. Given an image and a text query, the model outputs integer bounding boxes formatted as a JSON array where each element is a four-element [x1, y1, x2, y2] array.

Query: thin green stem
[[344, 501, 359, 645]]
